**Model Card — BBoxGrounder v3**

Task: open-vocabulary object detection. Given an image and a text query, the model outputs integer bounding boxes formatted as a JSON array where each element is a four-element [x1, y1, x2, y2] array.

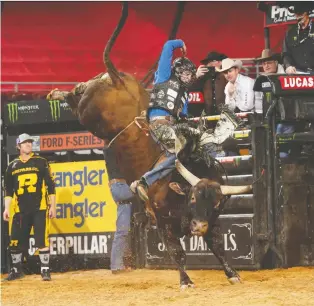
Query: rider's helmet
[[172, 57, 196, 88]]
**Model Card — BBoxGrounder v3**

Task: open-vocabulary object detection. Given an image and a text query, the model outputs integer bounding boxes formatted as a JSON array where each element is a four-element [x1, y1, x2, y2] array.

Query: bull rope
[[107, 116, 150, 148]]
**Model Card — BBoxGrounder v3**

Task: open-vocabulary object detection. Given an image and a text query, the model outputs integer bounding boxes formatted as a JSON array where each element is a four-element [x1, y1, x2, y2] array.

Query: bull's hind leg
[[161, 226, 194, 289], [205, 222, 242, 284]]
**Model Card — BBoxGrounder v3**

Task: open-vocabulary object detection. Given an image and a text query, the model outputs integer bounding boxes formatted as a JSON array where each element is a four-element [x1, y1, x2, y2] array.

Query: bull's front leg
[[204, 221, 242, 284], [161, 225, 194, 289]]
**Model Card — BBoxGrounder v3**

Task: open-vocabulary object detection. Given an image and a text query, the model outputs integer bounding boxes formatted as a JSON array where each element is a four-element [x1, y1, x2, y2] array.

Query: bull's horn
[[220, 185, 253, 195], [175, 159, 200, 186]]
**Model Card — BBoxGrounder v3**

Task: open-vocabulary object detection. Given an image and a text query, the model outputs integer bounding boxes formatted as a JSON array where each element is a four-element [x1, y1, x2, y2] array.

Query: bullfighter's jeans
[[109, 182, 133, 271]]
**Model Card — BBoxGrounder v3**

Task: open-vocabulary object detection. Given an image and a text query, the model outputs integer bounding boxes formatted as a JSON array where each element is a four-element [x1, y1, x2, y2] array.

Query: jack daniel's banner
[[264, 5, 314, 27], [3, 99, 77, 126], [146, 214, 255, 268]]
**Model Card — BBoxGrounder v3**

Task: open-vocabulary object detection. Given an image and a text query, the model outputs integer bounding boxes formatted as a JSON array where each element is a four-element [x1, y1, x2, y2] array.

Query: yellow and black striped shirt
[[4, 153, 56, 212]]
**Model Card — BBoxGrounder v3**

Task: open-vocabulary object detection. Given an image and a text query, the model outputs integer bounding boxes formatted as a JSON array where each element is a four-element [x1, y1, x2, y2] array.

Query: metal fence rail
[[0, 58, 262, 93]]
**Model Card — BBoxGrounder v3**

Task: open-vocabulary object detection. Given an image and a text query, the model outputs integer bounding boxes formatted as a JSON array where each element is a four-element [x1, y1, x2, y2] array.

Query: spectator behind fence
[[255, 49, 285, 75], [194, 51, 228, 115], [255, 49, 295, 158], [282, 2, 314, 74], [217, 58, 263, 114]]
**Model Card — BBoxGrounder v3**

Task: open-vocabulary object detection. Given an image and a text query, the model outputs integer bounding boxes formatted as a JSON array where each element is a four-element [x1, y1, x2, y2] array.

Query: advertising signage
[[264, 5, 314, 27], [6, 131, 105, 154], [3, 99, 77, 126]]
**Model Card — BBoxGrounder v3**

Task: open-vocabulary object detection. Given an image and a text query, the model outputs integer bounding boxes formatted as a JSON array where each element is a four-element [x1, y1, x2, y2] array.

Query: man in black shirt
[[282, 2, 314, 74], [194, 51, 228, 115], [3, 133, 56, 281]]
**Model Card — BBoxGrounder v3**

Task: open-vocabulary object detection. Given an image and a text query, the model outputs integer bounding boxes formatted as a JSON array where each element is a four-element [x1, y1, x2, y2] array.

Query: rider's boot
[[130, 178, 149, 202]]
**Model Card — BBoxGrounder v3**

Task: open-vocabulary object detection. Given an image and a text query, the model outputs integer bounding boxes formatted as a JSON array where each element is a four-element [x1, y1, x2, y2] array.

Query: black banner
[[264, 5, 314, 27], [3, 99, 77, 126], [146, 214, 254, 268], [5, 232, 114, 273]]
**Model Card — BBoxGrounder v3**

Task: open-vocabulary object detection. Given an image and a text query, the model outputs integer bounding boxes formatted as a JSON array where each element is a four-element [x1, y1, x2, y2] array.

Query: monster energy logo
[[49, 100, 61, 121], [7, 103, 18, 123]]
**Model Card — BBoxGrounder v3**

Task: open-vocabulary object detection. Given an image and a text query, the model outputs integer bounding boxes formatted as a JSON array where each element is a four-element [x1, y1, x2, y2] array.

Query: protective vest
[[148, 74, 188, 119]]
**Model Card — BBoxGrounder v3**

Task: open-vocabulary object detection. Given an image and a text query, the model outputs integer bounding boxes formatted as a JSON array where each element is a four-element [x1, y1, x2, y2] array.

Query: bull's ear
[[169, 182, 186, 195]]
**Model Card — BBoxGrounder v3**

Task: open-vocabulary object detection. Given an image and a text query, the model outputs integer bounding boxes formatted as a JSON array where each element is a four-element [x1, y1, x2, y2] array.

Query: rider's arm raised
[[155, 39, 184, 84]]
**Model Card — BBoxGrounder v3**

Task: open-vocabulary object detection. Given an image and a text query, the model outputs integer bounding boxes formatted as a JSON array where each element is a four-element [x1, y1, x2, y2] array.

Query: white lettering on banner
[[156, 230, 238, 254], [224, 229, 237, 251], [269, 6, 314, 25], [51, 235, 109, 255], [188, 92, 204, 103], [190, 236, 208, 251], [18, 105, 39, 111], [271, 6, 294, 21], [28, 235, 110, 255], [281, 76, 314, 90]]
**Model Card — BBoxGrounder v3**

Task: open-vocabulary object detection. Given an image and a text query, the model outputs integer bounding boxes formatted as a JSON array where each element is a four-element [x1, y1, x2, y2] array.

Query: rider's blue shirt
[[148, 39, 188, 120]]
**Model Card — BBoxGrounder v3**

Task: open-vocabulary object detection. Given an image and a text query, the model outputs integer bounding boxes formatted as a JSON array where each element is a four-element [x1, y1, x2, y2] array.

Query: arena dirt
[[2, 267, 314, 306]]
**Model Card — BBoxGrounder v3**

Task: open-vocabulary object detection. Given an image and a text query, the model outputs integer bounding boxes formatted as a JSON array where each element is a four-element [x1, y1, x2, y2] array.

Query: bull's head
[[175, 159, 252, 236]]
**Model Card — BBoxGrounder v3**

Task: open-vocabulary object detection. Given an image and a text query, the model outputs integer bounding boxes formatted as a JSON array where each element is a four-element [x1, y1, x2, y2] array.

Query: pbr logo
[[7, 103, 18, 123], [266, 5, 314, 26]]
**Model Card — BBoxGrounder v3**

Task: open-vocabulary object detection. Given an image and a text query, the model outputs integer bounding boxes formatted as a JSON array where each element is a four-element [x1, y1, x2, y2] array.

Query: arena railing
[[0, 58, 262, 94]]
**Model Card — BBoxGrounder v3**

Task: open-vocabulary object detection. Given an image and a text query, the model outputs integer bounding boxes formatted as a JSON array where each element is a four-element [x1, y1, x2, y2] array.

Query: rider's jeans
[[143, 152, 176, 187], [142, 118, 177, 186]]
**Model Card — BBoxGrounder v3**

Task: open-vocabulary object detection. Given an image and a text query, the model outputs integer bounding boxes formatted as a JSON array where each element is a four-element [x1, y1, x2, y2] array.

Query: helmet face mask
[[172, 57, 196, 87]]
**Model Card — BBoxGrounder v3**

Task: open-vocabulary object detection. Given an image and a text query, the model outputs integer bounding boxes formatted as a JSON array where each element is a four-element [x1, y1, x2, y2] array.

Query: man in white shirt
[[216, 58, 263, 114]]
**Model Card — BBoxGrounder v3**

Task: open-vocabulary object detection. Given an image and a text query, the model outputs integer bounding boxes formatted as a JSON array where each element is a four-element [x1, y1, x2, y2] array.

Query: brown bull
[[47, 2, 251, 288]]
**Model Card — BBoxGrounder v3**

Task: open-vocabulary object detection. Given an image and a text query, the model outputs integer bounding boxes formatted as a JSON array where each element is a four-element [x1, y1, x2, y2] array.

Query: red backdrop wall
[[1, 1, 288, 83]]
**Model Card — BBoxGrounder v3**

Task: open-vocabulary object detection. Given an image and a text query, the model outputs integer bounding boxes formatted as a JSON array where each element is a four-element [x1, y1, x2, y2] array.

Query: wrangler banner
[[9, 161, 117, 257], [3, 99, 77, 126], [264, 5, 314, 27]]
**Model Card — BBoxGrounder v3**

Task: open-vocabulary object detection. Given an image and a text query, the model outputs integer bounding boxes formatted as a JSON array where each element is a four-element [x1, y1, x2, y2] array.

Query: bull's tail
[[103, 1, 128, 87]]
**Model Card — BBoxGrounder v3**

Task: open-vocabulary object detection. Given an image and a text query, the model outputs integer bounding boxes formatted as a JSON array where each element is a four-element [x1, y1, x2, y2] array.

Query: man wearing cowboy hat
[[282, 2, 314, 74], [217, 58, 263, 114], [193, 51, 228, 115], [255, 49, 297, 157], [255, 49, 285, 74]]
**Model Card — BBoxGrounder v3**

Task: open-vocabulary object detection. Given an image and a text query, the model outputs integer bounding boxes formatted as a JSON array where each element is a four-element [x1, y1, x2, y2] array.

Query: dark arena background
[[1, 1, 314, 305]]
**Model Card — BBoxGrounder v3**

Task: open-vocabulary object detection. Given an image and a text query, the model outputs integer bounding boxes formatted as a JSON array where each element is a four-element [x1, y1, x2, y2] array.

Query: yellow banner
[[51, 161, 116, 233], [9, 161, 117, 234]]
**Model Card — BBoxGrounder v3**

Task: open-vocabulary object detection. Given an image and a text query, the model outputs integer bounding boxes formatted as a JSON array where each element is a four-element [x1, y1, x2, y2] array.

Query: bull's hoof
[[228, 276, 242, 284], [180, 283, 195, 290]]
